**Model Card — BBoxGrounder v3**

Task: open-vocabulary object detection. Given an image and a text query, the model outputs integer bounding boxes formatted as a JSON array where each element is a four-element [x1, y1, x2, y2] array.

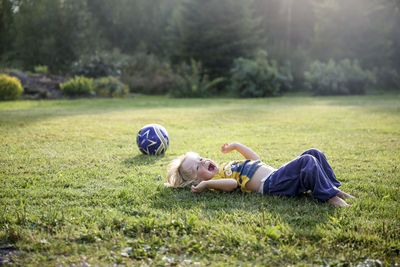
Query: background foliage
[[93, 76, 129, 98], [169, 59, 225, 98], [0, 0, 399, 95], [0, 73, 23, 100], [305, 59, 376, 95], [230, 50, 292, 97], [60, 76, 94, 97], [120, 52, 174, 95]]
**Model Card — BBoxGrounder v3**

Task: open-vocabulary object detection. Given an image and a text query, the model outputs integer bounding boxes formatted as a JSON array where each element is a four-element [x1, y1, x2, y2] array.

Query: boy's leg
[[264, 154, 340, 201], [327, 196, 350, 207], [337, 191, 355, 199], [301, 149, 341, 187]]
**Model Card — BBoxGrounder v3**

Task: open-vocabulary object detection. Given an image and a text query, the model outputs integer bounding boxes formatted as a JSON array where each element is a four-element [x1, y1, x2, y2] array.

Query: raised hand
[[221, 142, 237, 154]]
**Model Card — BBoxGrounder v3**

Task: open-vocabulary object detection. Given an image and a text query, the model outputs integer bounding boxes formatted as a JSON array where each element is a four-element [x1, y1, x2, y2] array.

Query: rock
[[23, 74, 67, 99], [9, 72, 28, 86]]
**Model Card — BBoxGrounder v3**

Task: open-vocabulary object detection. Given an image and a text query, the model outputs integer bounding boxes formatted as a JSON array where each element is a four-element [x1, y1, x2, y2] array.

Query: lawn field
[[0, 95, 399, 266]]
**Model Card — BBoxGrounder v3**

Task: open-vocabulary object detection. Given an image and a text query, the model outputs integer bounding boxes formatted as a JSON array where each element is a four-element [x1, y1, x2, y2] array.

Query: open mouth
[[208, 163, 215, 171]]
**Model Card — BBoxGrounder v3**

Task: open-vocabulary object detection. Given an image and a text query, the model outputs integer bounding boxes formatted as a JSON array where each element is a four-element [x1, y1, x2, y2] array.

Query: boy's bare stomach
[[245, 164, 275, 192]]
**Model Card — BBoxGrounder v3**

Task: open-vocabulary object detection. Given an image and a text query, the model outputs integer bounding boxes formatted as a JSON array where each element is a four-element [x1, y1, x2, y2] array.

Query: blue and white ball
[[137, 124, 169, 155]]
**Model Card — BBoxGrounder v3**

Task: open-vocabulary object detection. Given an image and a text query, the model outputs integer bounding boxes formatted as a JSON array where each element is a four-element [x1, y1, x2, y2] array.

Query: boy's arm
[[221, 142, 260, 160], [191, 179, 237, 193]]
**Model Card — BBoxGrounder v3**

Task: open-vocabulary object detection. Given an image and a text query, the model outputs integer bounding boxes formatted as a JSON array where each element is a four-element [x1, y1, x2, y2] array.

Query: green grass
[[0, 95, 399, 266]]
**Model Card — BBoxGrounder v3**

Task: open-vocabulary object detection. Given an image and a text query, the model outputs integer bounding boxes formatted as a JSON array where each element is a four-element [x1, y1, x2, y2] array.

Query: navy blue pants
[[263, 149, 341, 201]]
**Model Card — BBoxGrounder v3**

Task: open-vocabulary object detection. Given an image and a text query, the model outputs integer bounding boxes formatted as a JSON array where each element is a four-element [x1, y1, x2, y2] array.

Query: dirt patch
[[6, 72, 67, 100]]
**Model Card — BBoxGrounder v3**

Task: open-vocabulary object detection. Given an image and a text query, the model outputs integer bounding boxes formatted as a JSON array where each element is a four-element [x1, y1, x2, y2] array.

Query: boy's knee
[[299, 154, 317, 163], [303, 148, 322, 157]]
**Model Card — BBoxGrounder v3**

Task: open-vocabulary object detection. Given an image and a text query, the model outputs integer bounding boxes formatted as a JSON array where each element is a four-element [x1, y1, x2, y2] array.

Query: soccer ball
[[136, 124, 169, 155]]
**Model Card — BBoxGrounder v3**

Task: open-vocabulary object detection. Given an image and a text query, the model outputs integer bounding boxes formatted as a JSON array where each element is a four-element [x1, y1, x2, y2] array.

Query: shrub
[[34, 65, 48, 74], [120, 53, 175, 95], [304, 59, 376, 95], [0, 74, 24, 101], [229, 50, 292, 98], [93, 77, 129, 97], [60, 76, 94, 97], [169, 59, 225, 98], [71, 49, 130, 78], [375, 67, 400, 91], [288, 47, 311, 91]]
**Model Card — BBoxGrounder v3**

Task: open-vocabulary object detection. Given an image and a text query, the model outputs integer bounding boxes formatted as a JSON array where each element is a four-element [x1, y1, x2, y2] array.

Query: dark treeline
[[0, 0, 399, 95]]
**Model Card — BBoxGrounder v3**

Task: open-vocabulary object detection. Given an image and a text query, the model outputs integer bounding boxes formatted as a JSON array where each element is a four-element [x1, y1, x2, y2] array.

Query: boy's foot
[[327, 196, 350, 207], [337, 191, 356, 199]]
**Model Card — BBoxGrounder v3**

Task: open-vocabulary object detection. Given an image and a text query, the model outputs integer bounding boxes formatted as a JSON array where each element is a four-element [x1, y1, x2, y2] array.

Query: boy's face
[[181, 153, 219, 181]]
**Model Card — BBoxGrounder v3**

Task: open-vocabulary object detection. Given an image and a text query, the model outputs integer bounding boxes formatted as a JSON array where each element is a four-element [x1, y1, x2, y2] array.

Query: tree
[[167, 0, 262, 79], [0, 0, 14, 60], [310, 0, 400, 90], [251, 0, 315, 90], [12, 0, 98, 72], [86, 0, 177, 56], [311, 0, 393, 66], [252, 0, 314, 61]]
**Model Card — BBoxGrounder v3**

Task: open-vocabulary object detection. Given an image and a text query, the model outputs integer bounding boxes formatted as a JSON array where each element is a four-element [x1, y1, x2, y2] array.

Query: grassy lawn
[[0, 95, 399, 266]]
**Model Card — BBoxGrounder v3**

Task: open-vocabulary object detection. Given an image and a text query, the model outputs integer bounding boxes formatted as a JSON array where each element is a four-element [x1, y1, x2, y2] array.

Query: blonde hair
[[166, 152, 199, 188]]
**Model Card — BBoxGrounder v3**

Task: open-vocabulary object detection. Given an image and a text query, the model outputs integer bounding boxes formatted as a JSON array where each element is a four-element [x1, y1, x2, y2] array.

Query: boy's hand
[[191, 181, 207, 193], [221, 142, 260, 160], [221, 142, 237, 154]]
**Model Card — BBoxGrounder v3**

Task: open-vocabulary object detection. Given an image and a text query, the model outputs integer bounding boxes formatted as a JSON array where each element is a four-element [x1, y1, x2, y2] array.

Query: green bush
[[304, 59, 376, 95], [169, 59, 225, 98], [120, 53, 175, 95], [229, 50, 292, 98], [34, 65, 48, 74], [71, 49, 131, 78], [93, 77, 129, 97], [375, 67, 400, 91], [0, 74, 24, 101], [60, 76, 94, 97], [288, 47, 311, 91]]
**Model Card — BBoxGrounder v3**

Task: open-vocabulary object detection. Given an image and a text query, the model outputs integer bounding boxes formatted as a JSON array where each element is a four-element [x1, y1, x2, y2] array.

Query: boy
[[166, 142, 355, 207]]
